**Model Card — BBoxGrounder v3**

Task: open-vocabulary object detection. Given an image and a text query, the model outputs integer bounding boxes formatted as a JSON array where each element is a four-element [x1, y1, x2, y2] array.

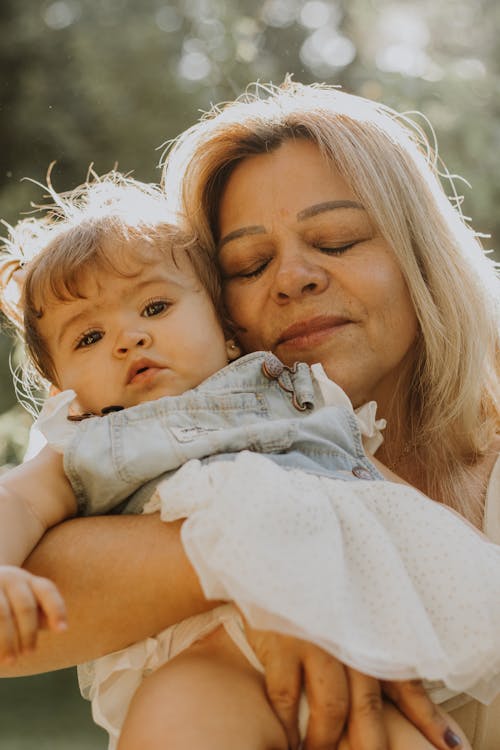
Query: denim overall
[[63, 352, 384, 516]]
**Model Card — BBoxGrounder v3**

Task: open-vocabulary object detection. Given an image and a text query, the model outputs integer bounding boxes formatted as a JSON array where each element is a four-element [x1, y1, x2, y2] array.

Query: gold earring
[[226, 339, 241, 361]]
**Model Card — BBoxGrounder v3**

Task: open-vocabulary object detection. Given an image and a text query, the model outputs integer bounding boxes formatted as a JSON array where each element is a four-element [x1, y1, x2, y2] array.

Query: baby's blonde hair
[[0, 171, 224, 389], [162, 79, 500, 522]]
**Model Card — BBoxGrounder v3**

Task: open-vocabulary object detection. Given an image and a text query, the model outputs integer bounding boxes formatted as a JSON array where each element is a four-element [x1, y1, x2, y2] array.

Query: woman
[[160, 80, 500, 749], [1, 80, 499, 750]]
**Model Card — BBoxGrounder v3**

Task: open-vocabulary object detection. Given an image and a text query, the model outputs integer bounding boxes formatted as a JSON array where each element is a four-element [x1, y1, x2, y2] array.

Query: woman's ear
[[49, 384, 61, 397], [226, 339, 241, 361]]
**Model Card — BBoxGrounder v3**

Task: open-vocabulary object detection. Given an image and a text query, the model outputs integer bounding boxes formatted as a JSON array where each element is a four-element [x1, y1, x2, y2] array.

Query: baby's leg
[[117, 625, 287, 750], [338, 701, 470, 750]]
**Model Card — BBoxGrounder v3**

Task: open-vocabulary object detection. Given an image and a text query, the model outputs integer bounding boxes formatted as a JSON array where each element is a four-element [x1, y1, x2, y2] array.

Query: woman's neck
[[375, 428, 500, 526]]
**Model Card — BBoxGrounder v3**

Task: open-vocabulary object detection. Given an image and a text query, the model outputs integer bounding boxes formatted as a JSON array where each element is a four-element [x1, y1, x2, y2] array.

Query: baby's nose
[[114, 330, 152, 356]]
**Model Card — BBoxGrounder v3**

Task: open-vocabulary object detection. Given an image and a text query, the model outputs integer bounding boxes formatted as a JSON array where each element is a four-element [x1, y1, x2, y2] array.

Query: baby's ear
[[226, 339, 241, 361]]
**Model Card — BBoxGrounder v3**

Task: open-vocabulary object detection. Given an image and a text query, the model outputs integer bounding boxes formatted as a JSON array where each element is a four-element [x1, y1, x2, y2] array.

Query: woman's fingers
[[242, 622, 351, 750], [263, 646, 302, 750], [382, 679, 465, 749], [345, 669, 388, 750], [303, 646, 349, 750]]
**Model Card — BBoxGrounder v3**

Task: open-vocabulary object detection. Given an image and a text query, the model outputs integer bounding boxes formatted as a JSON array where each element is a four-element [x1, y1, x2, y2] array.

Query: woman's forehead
[[218, 140, 363, 232]]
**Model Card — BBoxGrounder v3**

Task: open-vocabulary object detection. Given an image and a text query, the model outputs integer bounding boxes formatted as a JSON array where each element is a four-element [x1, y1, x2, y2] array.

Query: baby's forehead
[[100, 233, 178, 267], [25, 224, 209, 330], [75, 235, 195, 286], [39, 248, 202, 341], [65, 247, 197, 296], [107, 234, 201, 276]]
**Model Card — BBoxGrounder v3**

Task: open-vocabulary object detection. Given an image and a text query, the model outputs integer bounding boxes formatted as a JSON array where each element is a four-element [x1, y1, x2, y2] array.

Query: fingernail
[[444, 727, 462, 748]]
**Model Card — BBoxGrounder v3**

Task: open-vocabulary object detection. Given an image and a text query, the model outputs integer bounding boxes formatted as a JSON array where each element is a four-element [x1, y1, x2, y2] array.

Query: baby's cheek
[[59, 368, 97, 409]]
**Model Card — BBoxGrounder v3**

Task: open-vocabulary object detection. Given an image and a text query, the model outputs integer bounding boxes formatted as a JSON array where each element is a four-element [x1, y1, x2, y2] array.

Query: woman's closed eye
[[226, 258, 272, 280], [316, 242, 356, 255], [142, 298, 170, 317], [224, 239, 358, 280], [75, 329, 104, 349]]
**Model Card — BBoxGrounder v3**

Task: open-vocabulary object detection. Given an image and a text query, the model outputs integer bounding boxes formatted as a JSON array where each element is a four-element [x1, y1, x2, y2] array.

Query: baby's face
[[38, 243, 231, 414]]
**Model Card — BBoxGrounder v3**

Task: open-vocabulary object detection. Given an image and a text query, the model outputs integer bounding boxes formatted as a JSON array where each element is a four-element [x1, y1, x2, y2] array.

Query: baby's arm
[[0, 445, 76, 661]]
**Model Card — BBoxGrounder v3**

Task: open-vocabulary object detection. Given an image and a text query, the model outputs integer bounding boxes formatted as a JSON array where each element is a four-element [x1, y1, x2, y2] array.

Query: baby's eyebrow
[[57, 308, 92, 346]]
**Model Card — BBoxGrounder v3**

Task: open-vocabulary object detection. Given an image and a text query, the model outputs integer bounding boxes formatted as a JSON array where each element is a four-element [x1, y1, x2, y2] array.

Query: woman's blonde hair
[[0, 171, 224, 391], [162, 79, 500, 522]]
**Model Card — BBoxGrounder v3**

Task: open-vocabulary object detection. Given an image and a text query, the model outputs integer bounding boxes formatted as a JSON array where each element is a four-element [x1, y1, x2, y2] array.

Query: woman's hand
[[244, 626, 348, 749], [381, 677, 465, 750], [243, 620, 464, 750], [0, 514, 212, 677]]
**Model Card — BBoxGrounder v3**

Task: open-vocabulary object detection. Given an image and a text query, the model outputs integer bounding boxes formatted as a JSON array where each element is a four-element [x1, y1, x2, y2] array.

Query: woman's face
[[218, 138, 419, 410]]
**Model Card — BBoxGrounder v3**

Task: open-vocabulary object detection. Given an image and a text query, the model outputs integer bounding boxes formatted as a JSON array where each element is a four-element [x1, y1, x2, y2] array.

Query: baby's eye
[[142, 299, 169, 317], [76, 330, 103, 349]]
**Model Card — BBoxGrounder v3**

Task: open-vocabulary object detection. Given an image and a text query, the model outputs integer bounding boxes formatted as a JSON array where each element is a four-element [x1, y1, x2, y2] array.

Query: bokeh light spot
[[43, 1, 80, 30], [260, 0, 297, 28], [300, 28, 355, 70], [237, 40, 260, 62], [178, 51, 212, 81], [155, 6, 183, 33], [378, 4, 429, 47], [300, 1, 335, 30], [376, 44, 428, 77], [453, 58, 487, 79]]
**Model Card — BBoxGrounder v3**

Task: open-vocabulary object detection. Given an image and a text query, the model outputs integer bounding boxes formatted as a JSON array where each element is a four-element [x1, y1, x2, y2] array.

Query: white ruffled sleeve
[[311, 363, 386, 454], [34, 389, 82, 454], [355, 401, 387, 454]]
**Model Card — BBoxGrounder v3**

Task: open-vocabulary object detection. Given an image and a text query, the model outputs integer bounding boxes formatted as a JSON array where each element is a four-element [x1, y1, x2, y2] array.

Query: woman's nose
[[113, 329, 152, 357], [272, 252, 329, 303]]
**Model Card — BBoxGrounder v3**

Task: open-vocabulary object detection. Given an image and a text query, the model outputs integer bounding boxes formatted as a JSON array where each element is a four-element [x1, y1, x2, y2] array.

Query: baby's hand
[[0, 565, 67, 662]]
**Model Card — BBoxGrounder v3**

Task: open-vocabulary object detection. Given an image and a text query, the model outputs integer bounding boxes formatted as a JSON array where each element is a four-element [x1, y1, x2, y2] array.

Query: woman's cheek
[[224, 287, 255, 335]]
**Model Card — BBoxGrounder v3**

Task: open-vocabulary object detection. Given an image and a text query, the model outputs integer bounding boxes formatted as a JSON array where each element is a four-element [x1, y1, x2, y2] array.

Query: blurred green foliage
[[0, 3, 498, 744], [0, 667, 106, 748], [1, 0, 499, 462]]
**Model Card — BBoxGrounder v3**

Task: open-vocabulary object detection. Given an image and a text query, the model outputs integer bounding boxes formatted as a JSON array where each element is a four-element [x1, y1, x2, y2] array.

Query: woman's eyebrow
[[218, 201, 365, 249], [297, 200, 364, 221], [218, 225, 265, 250]]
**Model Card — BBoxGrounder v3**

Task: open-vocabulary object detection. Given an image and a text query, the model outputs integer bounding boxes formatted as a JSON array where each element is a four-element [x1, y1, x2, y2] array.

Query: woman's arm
[[0, 446, 78, 660], [0, 514, 211, 675], [3, 511, 457, 750]]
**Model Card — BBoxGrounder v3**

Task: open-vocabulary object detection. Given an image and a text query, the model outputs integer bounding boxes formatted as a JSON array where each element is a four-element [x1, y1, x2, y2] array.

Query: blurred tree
[[0, 4, 498, 747], [0, 0, 498, 451]]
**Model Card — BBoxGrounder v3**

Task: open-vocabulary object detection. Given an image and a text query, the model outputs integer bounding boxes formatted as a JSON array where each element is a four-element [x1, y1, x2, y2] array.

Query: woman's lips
[[275, 316, 352, 350]]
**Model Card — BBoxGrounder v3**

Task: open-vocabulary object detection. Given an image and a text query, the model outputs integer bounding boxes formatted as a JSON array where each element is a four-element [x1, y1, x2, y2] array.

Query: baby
[[0, 173, 493, 750]]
